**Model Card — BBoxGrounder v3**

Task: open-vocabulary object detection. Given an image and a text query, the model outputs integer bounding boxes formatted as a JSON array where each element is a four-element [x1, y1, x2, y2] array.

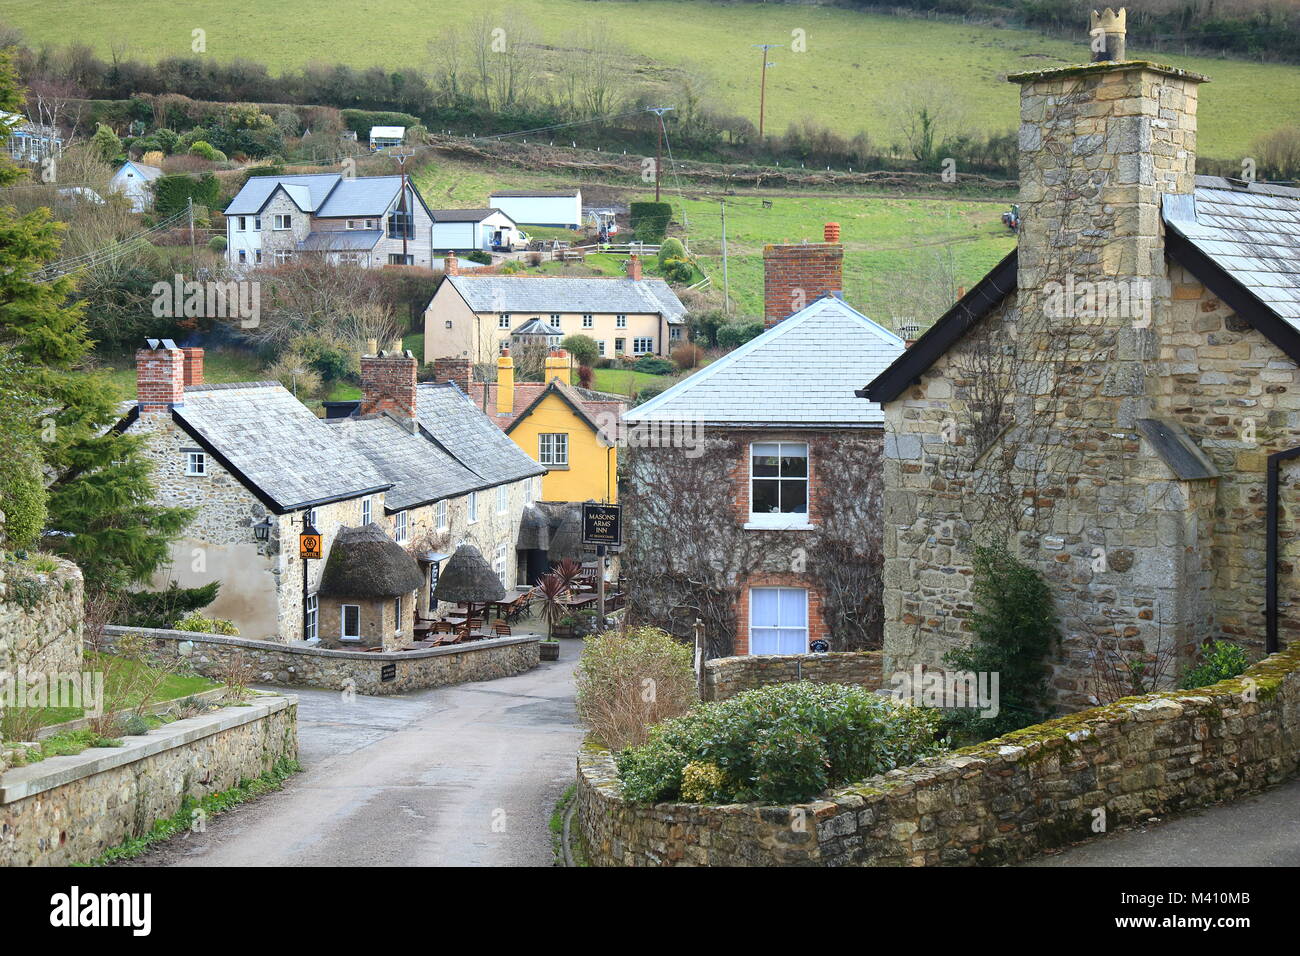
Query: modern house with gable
[[422, 255, 688, 364], [623, 225, 905, 657], [121, 342, 542, 646], [862, 10, 1299, 712], [223, 172, 435, 269]]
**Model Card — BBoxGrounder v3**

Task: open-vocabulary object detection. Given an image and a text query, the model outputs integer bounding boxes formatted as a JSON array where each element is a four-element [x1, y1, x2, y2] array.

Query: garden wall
[[578, 642, 1300, 866], [102, 625, 540, 696], [702, 651, 883, 702], [0, 557, 85, 688], [0, 694, 297, 866]]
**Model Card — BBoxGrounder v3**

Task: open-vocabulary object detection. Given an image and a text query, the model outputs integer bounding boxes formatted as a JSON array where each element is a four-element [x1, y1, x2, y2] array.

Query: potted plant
[[553, 614, 581, 639], [534, 573, 566, 660]]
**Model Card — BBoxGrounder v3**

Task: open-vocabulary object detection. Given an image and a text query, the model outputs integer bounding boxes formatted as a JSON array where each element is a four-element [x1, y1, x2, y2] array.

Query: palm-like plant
[[552, 557, 584, 592], [532, 572, 568, 641]]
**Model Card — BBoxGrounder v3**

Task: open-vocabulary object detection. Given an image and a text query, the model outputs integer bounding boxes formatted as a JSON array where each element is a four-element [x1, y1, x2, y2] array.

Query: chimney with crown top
[[762, 223, 844, 328], [1091, 7, 1126, 62], [361, 348, 418, 424], [627, 254, 643, 281], [136, 340, 186, 413]]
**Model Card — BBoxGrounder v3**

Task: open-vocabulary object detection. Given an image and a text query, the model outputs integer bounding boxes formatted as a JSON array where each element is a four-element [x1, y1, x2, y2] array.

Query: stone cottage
[[317, 524, 424, 650], [861, 9, 1300, 711], [122, 341, 543, 642], [623, 225, 905, 657]]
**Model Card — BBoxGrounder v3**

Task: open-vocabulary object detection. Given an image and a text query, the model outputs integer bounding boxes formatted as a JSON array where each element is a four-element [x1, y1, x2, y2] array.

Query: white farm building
[[430, 208, 523, 252], [487, 189, 582, 229]]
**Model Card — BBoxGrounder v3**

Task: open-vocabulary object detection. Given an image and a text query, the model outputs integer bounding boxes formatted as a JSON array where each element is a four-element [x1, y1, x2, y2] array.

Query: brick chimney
[[136, 339, 185, 413], [432, 356, 472, 393], [496, 349, 515, 415], [181, 347, 204, 387], [762, 223, 843, 328], [627, 254, 642, 281], [443, 252, 459, 277], [361, 348, 418, 423]]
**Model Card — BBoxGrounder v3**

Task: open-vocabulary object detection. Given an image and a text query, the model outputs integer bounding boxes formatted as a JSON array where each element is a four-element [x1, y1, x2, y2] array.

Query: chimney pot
[[1090, 7, 1126, 62], [762, 232, 844, 329], [823, 222, 840, 243], [627, 254, 643, 281]]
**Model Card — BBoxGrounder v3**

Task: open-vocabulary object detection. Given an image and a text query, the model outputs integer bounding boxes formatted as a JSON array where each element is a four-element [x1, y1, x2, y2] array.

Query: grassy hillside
[[9, 0, 1298, 159], [413, 154, 1016, 322]]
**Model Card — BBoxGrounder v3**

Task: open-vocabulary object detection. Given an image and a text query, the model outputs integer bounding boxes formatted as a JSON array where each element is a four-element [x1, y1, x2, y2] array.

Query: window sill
[[543, 464, 570, 471], [743, 519, 816, 531], [340, 636, 361, 643]]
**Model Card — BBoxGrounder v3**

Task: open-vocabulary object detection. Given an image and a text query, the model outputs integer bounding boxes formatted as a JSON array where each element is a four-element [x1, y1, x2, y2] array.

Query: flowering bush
[[616, 682, 945, 805]]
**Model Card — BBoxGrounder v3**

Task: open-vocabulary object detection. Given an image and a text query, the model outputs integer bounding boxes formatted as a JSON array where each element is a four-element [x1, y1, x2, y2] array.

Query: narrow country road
[[127, 642, 583, 867]]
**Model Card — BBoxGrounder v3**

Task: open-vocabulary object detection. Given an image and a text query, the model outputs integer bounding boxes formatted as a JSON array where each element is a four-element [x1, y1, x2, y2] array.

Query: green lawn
[[10, 1, 1297, 159], [591, 367, 674, 397], [98, 346, 265, 402]]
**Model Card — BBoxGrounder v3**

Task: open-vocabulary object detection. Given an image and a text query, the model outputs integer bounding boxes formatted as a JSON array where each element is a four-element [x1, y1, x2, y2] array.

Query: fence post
[[693, 617, 706, 700]]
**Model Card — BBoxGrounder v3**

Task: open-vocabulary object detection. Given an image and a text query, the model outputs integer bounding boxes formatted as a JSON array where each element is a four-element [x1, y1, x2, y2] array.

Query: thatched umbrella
[[433, 543, 506, 622], [320, 523, 424, 598]]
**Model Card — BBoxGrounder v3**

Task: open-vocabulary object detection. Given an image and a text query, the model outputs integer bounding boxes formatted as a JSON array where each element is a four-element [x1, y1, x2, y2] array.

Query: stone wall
[[0, 695, 297, 866], [0, 557, 84, 712], [703, 651, 883, 701], [577, 641, 1300, 866], [102, 625, 539, 696]]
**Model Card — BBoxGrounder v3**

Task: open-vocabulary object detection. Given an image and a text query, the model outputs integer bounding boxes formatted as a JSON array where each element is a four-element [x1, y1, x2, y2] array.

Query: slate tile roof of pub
[[444, 274, 687, 323], [626, 295, 905, 427]]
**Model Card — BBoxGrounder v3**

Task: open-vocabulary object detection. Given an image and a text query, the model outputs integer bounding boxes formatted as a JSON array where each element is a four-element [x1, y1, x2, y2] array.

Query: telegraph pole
[[389, 148, 414, 263], [753, 44, 782, 139], [646, 107, 675, 203]]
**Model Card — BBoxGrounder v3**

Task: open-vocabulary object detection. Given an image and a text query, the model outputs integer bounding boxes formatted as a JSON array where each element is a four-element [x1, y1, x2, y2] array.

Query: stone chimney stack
[[136, 339, 185, 414], [627, 254, 643, 281], [1091, 7, 1126, 62], [443, 252, 459, 277], [432, 356, 472, 393], [496, 349, 515, 415], [762, 224, 844, 328], [360, 348, 418, 423]]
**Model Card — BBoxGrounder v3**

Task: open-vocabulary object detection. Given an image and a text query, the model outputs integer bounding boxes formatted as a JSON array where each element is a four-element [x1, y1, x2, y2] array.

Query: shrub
[[629, 201, 672, 243], [616, 682, 946, 805], [660, 257, 694, 284], [941, 543, 1058, 741], [670, 343, 703, 370], [1179, 640, 1249, 690], [208, 235, 227, 253], [574, 625, 697, 750], [716, 321, 765, 350], [187, 140, 225, 162], [657, 237, 685, 268], [577, 364, 594, 388], [119, 580, 220, 629], [465, 249, 492, 265], [561, 334, 599, 368], [633, 355, 675, 375], [171, 612, 239, 636]]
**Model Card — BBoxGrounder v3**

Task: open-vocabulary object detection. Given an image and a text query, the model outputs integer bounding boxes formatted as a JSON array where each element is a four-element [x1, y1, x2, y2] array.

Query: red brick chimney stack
[[360, 348, 418, 422], [181, 347, 204, 387], [431, 356, 472, 393], [136, 340, 186, 413], [627, 254, 643, 281], [444, 252, 459, 277], [762, 223, 844, 329]]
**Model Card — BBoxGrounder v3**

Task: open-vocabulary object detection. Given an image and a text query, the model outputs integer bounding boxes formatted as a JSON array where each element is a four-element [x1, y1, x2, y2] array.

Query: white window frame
[[341, 604, 362, 641], [549, 314, 562, 328], [496, 484, 508, 514], [361, 496, 372, 525], [305, 507, 318, 528], [499, 314, 511, 329], [436, 499, 448, 531], [748, 587, 809, 656], [394, 595, 403, 634], [493, 542, 507, 579], [468, 491, 479, 524], [254, 249, 263, 264], [394, 510, 408, 543], [273, 213, 291, 230], [596, 340, 606, 356], [237, 216, 247, 232], [670, 326, 682, 340], [539, 433, 568, 467], [632, 337, 654, 355], [274, 250, 294, 264], [305, 593, 318, 640], [185, 451, 207, 476], [254, 216, 262, 230], [582, 314, 594, 328], [747, 441, 811, 528], [615, 314, 627, 328]]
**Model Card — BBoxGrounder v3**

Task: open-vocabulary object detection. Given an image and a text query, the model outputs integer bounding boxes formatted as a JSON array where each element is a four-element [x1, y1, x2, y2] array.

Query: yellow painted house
[[468, 350, 625, 504]]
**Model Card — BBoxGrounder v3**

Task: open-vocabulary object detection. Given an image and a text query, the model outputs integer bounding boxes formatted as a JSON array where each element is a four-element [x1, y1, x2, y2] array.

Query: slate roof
[[298, 230, 384, 252], [444, 274, 687, 323], [626, 295, 905, 427], [325, 416, 486, 511], [1164, 177, 1300, 325], [489, 190, 579, 198], [414, 382, 547, 486], [171, 382, 390, 512], [510, 317, 561, 337], [118, 161, 162, 182], [468, 381, 626, 432], [224, 173, 420, 219]]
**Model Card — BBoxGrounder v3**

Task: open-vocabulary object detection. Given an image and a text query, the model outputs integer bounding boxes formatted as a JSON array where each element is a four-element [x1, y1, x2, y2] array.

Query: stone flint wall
[[578, 642, 1300, 866], [703, 651, 883, 701], [0, 695, 297, 866], [0, 558, 84, 707], [102, 625, 540, 696]]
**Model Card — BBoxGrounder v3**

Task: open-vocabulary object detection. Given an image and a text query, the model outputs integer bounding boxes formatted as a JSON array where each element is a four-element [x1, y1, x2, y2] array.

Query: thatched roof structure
[[320, 523, 424, 598], [433, 543, 505, 603], [518, 501, 584, 563]]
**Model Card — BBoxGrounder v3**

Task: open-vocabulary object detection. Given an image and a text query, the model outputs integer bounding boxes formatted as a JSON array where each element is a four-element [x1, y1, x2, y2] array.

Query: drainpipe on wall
[[1265, 445, 1300, 653]]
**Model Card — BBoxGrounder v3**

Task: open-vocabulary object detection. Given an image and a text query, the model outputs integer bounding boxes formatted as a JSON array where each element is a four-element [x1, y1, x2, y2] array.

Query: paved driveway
[[1023, 776, 1300, 866], [129, 641, 583, 867]]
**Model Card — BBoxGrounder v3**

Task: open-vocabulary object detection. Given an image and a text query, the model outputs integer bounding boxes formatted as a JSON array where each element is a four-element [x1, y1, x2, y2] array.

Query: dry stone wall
[[578, 641, 1300, 866], [703, 651, 883, 702]]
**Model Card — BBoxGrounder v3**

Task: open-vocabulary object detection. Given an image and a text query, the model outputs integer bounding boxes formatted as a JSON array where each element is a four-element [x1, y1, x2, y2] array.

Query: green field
[[9, 0, 1298, 159]]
